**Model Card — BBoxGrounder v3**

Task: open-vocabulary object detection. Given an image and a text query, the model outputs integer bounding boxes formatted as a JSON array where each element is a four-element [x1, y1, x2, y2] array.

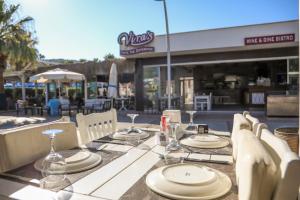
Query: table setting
[[0, 111, 236, 200]]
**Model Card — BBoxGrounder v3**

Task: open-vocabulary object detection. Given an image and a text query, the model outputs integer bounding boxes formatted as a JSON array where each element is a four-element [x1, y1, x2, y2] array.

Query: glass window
[[144, 67, 160, 109], [288, 59, 299, 72]]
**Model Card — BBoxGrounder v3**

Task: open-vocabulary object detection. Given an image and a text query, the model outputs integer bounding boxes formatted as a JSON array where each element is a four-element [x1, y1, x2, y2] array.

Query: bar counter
[[267, 95, 299, 117]]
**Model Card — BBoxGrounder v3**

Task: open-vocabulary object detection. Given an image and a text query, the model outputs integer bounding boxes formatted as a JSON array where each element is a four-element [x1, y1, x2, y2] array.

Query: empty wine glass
[[164, 122, 184, 164], [127, 113, 141, 133], [166, 122, 181, 151], [41, 129, 66, 188], [186, 111, 197, 131]]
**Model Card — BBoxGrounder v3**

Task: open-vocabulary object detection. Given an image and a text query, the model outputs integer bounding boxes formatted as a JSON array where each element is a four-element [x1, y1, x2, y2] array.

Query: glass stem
[[50, 136, 55, 154], [190, 114, 193, 124], [131, 117, 135, 129]]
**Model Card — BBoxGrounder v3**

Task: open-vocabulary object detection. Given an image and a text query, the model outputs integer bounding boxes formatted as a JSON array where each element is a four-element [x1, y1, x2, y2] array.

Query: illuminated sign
[[245, 33, 295, 45], [118, 31, 155, 55]]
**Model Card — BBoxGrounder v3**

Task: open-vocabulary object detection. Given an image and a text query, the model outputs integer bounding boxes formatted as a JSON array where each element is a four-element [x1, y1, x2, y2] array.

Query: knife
[[183, 157, 231, 165], [94, 139, 134, 146]]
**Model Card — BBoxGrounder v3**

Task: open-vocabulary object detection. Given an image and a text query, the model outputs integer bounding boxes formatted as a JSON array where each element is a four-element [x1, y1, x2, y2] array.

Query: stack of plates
[[146, 164, 232, 199], [180, 134, 229, 149], [34, 150, 102, 174], [109, 129, 150, 140]]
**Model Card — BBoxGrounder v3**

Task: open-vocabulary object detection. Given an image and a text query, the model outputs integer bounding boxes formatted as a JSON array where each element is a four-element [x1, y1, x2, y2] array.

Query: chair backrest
[[85, 99, 103, 107], [259, 128, 300, 200], [59, 99, 70, 109], [0, 121, 78, 172], [243, 111, 260, 134], [162, 110, 181, 123], [231, 113, 252, 160], [16, 100, 27, 108], [76, 109, 117, 145], [103, 100, 112, 111], [236, 130, 277, 200]]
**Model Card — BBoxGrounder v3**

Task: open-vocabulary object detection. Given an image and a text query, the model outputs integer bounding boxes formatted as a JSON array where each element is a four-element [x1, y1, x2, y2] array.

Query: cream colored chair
[[231, 113, 252, 160], [236, 130, 277, 200], [243, 111, 260, 135], [0, 121, 78, 172], [76, 109, 117, 145], [259, 127, 300, 200], [162, 110, 181, 123]]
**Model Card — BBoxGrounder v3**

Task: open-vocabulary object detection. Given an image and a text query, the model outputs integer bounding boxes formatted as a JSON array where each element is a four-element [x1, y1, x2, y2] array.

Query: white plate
[[34, 150, 102, 174], [146, 163, 232, 200], [109, 129, 150, 140], [180, 134, 229, 149]]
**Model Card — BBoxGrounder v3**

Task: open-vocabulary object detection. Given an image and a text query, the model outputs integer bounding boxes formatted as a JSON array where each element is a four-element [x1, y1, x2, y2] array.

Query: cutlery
[[183, 157, 231, 165], [155, 152, 230, 165], [97, 144, 108, 151], [95, 139, 134, 146]]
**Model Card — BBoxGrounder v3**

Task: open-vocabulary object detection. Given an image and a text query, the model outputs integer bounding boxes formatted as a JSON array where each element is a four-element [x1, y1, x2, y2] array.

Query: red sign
[[244, 33, 295, 45]]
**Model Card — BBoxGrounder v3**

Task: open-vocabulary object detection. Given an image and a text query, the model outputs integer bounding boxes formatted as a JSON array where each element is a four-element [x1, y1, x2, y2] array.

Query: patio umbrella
[[29, 68, 87, 104], [108, 63, 118, 98]]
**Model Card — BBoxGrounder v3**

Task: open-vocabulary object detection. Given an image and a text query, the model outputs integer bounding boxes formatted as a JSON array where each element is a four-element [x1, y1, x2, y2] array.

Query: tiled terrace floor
[[1, 110, 297, 133]]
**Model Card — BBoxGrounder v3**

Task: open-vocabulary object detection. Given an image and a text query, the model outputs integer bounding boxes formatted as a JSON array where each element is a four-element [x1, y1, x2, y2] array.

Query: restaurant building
[[119, 20, 299, 112]]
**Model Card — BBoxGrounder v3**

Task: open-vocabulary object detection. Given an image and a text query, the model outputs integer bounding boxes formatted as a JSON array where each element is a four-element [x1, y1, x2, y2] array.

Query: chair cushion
[[236, 130, 277, 200], [0, 122, 79, 172], [231, 113, 252, 160]]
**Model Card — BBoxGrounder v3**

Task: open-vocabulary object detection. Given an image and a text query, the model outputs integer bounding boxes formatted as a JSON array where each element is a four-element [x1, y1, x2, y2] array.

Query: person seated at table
[[47, 98, 60, 116]]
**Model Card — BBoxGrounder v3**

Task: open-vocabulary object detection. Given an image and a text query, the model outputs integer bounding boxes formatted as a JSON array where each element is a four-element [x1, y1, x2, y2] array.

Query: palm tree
[[0, 0, 37, 109]]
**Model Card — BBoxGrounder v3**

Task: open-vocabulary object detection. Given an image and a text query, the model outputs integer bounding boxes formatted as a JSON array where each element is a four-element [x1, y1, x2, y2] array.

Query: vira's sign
[[118, 31, 155, 55]]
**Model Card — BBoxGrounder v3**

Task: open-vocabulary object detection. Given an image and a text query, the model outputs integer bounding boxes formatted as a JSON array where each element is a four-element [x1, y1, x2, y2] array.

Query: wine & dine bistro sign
[[118, 31, 155, 55], [244, 33, 295, 45]]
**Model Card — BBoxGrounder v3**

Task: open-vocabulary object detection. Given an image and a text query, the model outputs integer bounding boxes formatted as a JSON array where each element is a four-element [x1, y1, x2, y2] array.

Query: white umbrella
[[29, 68, 87, 104], [108, 63, 118, 98], [29, 68, 85, 82]]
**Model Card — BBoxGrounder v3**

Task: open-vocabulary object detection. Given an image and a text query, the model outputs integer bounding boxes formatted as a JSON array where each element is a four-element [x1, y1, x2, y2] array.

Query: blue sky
[[6, 0, 299, 60]]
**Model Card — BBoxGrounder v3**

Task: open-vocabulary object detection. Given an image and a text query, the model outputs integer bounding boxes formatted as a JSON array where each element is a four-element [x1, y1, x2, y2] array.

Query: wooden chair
[[76, 109, 117, 145]]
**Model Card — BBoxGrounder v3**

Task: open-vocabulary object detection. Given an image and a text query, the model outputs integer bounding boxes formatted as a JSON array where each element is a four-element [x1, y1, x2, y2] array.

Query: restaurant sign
[[118, 31, 155, 55], [245, 33, 295, 45]]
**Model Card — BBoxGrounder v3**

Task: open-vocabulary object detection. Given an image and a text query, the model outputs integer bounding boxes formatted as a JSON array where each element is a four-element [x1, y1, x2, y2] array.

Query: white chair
[[231, 113, 252, 160], [259, 127, 300, 200], [194, 93, 212, 111], [76, 109, 117, 145], [236, 131, 277, 200]]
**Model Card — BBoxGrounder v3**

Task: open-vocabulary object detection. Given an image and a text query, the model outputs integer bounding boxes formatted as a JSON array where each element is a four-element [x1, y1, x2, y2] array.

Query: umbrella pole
[[45, 83, 48, 105], [58, 81, 61, 98], [84, 80, 88, 101]]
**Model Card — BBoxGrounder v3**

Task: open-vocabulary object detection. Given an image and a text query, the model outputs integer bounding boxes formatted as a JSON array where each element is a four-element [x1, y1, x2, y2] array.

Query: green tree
[[0, 0, 38, 108], [79, 58, 87, 62], [103, 53, 115, 60]]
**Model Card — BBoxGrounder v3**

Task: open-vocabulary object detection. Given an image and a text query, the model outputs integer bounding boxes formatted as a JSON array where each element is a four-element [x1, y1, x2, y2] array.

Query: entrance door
[[180, 77, 194, 108]]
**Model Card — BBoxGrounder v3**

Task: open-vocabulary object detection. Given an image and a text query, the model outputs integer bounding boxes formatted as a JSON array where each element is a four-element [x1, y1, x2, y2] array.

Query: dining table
[[0, 122, 237, 200]]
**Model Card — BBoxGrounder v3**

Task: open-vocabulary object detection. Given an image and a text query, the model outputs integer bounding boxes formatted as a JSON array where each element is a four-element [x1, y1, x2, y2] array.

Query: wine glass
[[186, 111, 197, 131], [164, 122, 184, 164], [127, 113, 141, 133], [166, 122, 181, 151], [41, 129, 66, 188]]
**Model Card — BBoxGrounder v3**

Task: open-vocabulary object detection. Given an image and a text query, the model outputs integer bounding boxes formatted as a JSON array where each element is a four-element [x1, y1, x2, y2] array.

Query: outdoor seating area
[[0, 109, 299, 200], [0, 0, 298, 199]]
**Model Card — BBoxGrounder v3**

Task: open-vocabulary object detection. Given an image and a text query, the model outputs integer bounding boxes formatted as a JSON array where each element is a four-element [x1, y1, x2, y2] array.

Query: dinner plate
[[109, 129, 150, 140], [146, 163, 232, 200], [180, 134, 229, 149], [34, 150, 102, 174]]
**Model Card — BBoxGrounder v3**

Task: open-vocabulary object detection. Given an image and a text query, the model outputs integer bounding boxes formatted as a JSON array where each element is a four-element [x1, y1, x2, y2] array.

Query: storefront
[[119, 20, 299, 112]]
